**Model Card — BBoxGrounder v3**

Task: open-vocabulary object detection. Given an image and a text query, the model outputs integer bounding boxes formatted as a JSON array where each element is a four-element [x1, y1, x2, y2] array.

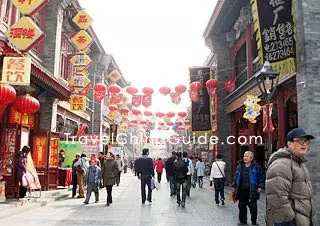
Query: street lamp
[[255, 61, 279, 161]]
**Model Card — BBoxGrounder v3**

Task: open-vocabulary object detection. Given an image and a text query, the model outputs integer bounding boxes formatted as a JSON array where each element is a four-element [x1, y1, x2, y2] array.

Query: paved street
[[0, 172, 266, 226]]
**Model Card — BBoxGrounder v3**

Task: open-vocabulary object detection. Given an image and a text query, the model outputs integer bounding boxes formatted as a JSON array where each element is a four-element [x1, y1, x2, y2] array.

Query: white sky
[[79, 0, 217, 113]]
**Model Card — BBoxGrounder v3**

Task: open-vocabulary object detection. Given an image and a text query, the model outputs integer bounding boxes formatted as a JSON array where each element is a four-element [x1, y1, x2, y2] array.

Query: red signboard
[[49, 138, 59, 168], [33, 136, 46, 167]]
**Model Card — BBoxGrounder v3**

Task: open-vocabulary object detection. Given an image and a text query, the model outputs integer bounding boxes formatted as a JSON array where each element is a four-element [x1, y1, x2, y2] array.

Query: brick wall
[[212, 36, 233, 183], [295, 0, 320, 224]]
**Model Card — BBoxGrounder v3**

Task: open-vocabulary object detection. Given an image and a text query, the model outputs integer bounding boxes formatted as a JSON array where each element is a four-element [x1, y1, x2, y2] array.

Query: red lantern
[[12, 94, 40, 114], [156, 112, 164, 118], [132, 109, 141, 115], [189, 90, 199, 102], [166, 112, 175, 118], [140, 120, 147, 125], [108, 70, 120, 83], [108, 84, 121, 94], [178, 126, 184, 131], [184, 120, 190, 125], [159, 86, 171, 95], [94, 83, 107, 92], [190, 82, 203, 91], [142, 87, 154, 95], [167, 122, 173, 126], [109, 105, 118, 111], [178, 111, 187, 117], [126, 86, 138, 95], [206, 79, 218, 97], [175, 121, 183, 126], [175, 85, 187, 94], [144, 111, 152, 117], [131, 120, 138, 124], [120, 106, 130, 114], [0, 84, 16, 104]]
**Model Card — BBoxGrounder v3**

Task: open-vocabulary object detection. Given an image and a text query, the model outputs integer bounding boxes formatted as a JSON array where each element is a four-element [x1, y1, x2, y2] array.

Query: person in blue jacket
[[231, 151, 265, 226]]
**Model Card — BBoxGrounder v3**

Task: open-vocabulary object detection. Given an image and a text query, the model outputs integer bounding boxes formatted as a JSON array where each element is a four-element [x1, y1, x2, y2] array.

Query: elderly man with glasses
[[266, 128, 316, 226]]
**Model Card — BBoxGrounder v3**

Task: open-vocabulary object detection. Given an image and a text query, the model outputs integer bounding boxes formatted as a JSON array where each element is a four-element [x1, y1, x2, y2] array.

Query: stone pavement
[[0, 172, 267, 226]]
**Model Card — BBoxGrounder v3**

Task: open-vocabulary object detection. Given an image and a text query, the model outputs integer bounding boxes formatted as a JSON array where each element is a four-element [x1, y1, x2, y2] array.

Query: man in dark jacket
[[165, 151, 177, 196], [231, 151, 264, 225], [135, 148, 154, 204], [173, 152, 188, 208]]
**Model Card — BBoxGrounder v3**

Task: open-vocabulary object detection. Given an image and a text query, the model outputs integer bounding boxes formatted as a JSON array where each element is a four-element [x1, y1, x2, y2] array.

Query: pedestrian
[[173, 152, 188, 207], [98, 152, 105, 166], [209, 154, 226, 205], [154, 157, 164, 183], [123, 157, 128, 173], [190, 156, 197, 186], [90, 153, 101, 168], [16, 145, 30, 199], [83, 159, 100, 204], [135, 148, 154, 204], [165, 151, 177, 196], [58, 150, 65, 168], [73, 153, 89, 198], [266, 128, 316, 226], [195, 158, 205, 188], [71, 153, 80, 198], [231, 151, 264, 225], [182, 152, 194, 197], [101, 152, 119, 206], [115, 154, 123, 186]]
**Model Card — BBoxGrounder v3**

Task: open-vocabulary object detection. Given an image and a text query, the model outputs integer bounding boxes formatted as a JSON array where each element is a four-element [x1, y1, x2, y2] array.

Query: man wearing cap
[[266, 128, 316, 226]]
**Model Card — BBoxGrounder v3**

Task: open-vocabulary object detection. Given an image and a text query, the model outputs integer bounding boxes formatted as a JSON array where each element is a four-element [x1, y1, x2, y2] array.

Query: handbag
[[74, 165, 84, 174], [229, 191, 237, 204], [215, 162, 225, 182], [151, 177, 156, 190]]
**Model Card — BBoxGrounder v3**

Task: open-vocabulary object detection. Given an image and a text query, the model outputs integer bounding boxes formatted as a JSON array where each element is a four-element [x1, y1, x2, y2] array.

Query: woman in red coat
[[154, 158, 164, 183]]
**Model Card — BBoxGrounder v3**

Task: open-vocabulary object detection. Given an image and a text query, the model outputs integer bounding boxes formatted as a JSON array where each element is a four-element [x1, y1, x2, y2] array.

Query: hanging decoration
[[144, 111, 152, 117], [108, 105, 118, 111], [132, 95, 142, 107], [189, 90, 199, 102], [120, 106, 130, 115], [108, 84, 121, 94], [190, 81, 203, 91], [178, 111, 187, 118], [0, 84, 16, 104], [170, 93, 181, 105], [126, 86, 138, 95], [175, 85, 187, 94], [142, 95, 152, 108], [132, 109, 141, 116], [159, 86, 171, 95], [93, 83, 107, 102], [224, 78, 236, 93], [142, 87, 154, 96], [243, 95, 262, 123], [12, 94, 40, 114], [166, 112, 175, 118], [109, 93, 123, 105], [184, 120, 190, 126], [108, 70, 120, 83], [119, 123, 128, 132], [262, 104, 275, 133], [206, 79, 218, 97], [155, 112, 164, 118]]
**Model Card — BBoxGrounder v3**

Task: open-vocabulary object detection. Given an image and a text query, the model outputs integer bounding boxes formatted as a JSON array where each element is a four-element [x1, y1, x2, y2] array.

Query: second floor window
[[60, 34, 75, 81]]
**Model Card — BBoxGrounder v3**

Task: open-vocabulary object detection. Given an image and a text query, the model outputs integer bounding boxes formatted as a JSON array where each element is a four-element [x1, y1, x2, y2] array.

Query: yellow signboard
[[70, 95, 86, 111], [69, 75, 90, 92], [72, 10, 93, 30], [70, 52, 92, 68], [5, 16, 45, 52], [11, 0, 48, 16], [71, 30, 93, 51], [1, 57, 31, 85]]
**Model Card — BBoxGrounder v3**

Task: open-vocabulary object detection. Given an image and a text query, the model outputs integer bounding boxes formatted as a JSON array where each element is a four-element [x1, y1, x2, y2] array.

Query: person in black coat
[[165, 151, 177, 196]]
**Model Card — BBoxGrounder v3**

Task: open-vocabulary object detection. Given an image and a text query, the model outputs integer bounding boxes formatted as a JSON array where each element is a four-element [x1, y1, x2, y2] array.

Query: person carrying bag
[[209, 154, 226, 205]]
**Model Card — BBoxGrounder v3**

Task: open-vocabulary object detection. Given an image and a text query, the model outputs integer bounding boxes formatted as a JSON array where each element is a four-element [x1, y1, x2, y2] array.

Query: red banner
[[132, 95, 142, 107], [170, 93, 181, 105], [224, 78, 236, 93], [142, 95, 152, 108], [33, 136, 47, 167], [49, 138, 59, 168], [262, 104, 274, 133]]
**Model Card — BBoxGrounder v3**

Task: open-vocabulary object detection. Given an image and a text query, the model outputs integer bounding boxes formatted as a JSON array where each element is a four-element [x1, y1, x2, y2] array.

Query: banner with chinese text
[[33, 136, 47, 167], [49, 138, 59, 168], [1, 57, 31, 85], [189, 67, 211, 137], [251, 0, 297, 75], [70, 95, 86, 111]]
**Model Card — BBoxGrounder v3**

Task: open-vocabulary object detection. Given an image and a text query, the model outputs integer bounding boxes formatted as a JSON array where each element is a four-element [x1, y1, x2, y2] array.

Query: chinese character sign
[[72, 10, 93, 30], [70, 95, 86, 111], [251, 0, 296, 75], [11, 0, 48, 16], [1, 57, 31, 85], [71, 30, 93, 51], [5, 16, 45, 52], [33, 136, 47, 167], [189, 67, 211, 135], [49, 138, 59, 168]]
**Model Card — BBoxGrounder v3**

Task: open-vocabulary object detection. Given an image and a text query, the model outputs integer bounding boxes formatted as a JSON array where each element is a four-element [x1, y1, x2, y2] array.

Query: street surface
[[0, 172, 266, 226]]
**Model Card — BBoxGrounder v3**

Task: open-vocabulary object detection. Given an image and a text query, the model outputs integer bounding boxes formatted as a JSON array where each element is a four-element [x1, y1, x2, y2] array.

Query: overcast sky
[[79, 0, 217, 112]]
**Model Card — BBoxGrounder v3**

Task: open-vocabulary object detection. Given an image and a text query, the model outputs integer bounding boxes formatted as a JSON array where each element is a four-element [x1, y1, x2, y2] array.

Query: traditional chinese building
[[203, 0, 320, 222]]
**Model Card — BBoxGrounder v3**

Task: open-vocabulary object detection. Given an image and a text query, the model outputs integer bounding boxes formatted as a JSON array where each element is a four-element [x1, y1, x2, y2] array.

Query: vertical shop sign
[[189, 67, 211, 137], [49, 138, 59, 168], [33, 136, 46, 167]]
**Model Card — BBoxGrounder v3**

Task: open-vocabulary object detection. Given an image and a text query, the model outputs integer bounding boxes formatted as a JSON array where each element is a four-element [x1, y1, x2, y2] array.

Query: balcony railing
[[235, 68, 248, 88]]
